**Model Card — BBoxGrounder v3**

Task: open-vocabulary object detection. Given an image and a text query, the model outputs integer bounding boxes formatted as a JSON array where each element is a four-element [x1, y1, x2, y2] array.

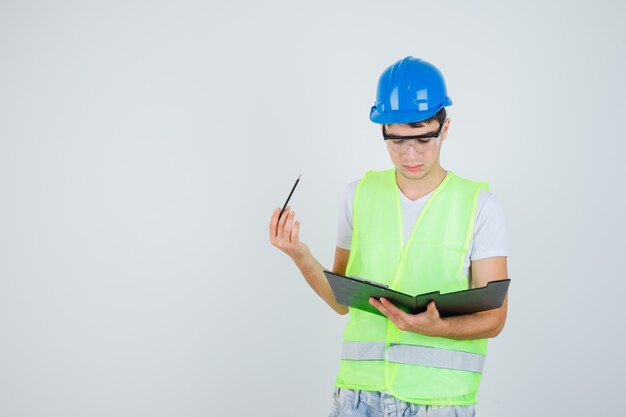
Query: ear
[[440, 118, 451, 143]]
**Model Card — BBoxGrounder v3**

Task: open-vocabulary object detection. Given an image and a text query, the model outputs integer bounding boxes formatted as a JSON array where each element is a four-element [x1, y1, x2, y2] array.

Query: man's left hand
[[369, 297, 448, 337]]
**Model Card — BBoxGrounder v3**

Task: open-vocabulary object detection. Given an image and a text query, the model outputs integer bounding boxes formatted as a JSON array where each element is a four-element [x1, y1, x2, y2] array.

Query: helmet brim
[[369, 103, 451, 125]]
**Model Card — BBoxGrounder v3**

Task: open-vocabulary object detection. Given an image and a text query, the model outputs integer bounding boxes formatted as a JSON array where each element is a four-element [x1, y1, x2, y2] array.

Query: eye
[[391, 140, 405, 145], [417, 138, 432, 144]]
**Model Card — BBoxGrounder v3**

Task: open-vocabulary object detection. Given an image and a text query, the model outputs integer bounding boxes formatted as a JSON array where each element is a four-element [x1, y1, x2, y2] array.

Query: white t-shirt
[[336, 175, 508, 278]]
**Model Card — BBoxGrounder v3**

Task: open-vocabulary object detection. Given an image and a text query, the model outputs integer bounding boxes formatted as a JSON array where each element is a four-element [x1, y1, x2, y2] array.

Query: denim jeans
[[329, 388, 476, 417]]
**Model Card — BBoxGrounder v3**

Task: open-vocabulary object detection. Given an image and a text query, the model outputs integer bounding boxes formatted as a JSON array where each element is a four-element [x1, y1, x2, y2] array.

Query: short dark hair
[[407, 107, 447, 128]]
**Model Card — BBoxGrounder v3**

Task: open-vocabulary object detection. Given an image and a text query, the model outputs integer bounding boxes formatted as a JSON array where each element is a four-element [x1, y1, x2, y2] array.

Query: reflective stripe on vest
[[341, 341, 485, 374], [342, 341, 387, 361]]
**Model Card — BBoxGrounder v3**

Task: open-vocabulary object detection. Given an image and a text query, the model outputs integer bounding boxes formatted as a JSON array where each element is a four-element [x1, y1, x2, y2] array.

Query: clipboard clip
[[348, 275, 389, 289]]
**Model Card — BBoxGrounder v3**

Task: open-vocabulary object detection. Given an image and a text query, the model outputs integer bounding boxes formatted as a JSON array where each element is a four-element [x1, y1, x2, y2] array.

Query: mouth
[[403, 164, 424, 172]]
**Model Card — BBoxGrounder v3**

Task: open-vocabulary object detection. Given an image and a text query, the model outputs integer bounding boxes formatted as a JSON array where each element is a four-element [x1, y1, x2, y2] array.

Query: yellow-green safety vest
[[336, 169, 489, 405]]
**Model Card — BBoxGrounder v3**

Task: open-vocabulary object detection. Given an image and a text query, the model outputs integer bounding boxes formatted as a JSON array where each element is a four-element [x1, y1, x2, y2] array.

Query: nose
[[404, 140, 423, 156]]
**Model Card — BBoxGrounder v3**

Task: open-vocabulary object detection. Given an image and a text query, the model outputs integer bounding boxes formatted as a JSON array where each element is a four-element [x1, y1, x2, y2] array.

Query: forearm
[[436, 257, 510, 339], [293, 252, 349, 315], [371, 295, 507, 339], [438, 308, 506, 339]]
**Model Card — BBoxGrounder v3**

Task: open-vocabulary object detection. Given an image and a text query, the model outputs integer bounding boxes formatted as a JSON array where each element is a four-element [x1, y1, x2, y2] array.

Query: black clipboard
[[324, 271, 510, 317]]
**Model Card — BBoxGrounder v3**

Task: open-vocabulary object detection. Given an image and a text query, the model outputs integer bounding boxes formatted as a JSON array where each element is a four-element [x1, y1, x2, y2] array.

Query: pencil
[[279, 175, 301, 220]]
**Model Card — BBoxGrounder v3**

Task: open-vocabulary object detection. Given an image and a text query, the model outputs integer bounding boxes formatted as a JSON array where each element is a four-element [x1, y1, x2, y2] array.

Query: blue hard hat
[[370, 56, 453, 124]]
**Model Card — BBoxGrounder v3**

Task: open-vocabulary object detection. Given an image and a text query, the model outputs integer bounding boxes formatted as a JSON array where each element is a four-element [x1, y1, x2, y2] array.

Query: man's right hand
[[268, 207, 349, 315], [269, 207, 311, 262]]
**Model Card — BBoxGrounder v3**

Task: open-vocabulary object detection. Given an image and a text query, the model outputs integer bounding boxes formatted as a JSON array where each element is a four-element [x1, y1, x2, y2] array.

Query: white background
[[1, 1, 625, 416]]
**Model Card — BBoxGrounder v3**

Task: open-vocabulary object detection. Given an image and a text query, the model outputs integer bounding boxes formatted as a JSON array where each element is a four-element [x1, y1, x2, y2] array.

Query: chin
[[401, 170, 426, 180]]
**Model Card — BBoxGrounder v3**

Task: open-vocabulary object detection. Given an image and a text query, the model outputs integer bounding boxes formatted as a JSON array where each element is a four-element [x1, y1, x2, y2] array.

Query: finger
[[426, 301, 439, 317], [380, 297, 406, 321], [277, 206, 291, 240], [370, 297, 392, 318], [370, 298, 403, 327], [369, 297, 387, 315], [284, 210, 296, 241], [269, 208, 280, 239], [291, 220, 301, 244]]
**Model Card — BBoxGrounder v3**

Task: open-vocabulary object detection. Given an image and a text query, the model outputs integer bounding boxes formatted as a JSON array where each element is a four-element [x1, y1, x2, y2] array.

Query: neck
[[395, 165, 447, 201]]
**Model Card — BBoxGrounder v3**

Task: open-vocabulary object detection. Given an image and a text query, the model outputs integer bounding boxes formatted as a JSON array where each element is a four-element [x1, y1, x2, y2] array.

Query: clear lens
[[386, 137, 439, 153], [382, 120, 445, 153]]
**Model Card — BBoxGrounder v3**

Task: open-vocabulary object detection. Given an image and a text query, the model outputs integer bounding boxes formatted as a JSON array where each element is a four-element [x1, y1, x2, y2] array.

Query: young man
[[269, 56, 508, 417]]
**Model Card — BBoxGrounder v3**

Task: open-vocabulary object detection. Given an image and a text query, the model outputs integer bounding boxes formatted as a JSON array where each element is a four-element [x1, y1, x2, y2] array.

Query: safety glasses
[[382, 122, 445, 153]]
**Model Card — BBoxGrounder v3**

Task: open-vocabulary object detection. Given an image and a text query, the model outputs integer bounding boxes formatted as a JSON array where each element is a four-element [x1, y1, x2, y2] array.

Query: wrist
[[435, 317, 452, 338], [291, 248, 312, 268]]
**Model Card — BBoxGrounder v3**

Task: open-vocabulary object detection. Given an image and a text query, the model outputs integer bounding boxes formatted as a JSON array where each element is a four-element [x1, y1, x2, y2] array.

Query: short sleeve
[[336, 180, 360, 250], [470, 191, 508, 261]]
